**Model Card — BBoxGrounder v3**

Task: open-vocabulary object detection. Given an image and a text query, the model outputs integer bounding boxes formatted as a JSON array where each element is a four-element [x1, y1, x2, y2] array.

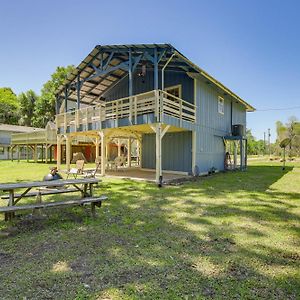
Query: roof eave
[[174, 51, 256, 112]]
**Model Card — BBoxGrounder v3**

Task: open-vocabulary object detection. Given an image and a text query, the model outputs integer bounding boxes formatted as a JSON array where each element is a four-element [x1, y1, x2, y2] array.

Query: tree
[[0, 87, 19, 124], [275, 116, 300, 157], [246, 129, 265, 155], [33, 65, 74, 127], [18, 90, 39, 126]]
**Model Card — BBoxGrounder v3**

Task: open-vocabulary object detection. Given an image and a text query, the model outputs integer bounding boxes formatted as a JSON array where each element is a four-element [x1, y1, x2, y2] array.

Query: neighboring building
[[10, 121, 124, 163], [0, 124, 42, 160], [54, 44, 255, 182]]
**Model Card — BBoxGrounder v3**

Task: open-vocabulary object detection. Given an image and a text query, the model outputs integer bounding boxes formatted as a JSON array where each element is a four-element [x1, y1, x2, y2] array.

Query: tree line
[[246, 116, 300, 156], [0, 65, 74, 128]]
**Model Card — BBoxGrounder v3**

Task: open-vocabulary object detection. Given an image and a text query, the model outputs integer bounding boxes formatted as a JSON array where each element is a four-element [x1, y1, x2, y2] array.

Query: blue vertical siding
[[142, 131, 192, 173], [104, 70, 194, 103], [232, 101, 246, 129], [194, 79, 247, 173]]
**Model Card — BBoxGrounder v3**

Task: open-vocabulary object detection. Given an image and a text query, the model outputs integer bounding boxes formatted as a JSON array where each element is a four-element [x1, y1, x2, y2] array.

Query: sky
[[0, 0, 299, 141]]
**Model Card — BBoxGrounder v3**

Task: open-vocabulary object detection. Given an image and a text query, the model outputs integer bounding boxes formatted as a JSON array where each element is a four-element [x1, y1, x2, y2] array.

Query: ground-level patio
[[105, 167, 190, 183]]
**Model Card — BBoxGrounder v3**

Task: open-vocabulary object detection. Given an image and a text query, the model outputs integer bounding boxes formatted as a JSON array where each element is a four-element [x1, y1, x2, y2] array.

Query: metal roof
[[56, 43, 255, 111]]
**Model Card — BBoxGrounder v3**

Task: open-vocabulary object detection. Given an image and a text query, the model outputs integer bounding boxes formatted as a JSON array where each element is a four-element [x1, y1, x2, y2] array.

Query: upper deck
[[55, 89, 196, 134]]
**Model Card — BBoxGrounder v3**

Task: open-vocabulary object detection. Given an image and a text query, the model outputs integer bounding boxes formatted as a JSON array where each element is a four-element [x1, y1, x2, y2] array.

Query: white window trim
[[164, 84, 182, 98], [218, 96, 224, 115]]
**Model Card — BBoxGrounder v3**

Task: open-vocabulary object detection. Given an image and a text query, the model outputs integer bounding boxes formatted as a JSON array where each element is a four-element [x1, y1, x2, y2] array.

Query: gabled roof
[[56, 43, 255, 111], [0, 124, 43, 133]]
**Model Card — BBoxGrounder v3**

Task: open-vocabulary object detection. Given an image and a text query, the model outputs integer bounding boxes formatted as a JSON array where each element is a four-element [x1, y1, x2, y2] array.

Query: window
[[165, 84, 182, 99], [218, 96, 224, 114]]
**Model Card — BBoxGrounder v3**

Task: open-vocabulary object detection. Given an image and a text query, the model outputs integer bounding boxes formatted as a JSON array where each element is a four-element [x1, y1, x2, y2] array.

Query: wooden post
[[10, 146, 13, 161], [50, 145, 52, 163], [65, 135, 72, 171], [45, 144, 48, 163], [41, 144, 44, 162], [100, 131, 106, 176], [136, 139, 141, 166], [57, 136, 62, 170], [128, 138, 132, 168], [192, 131, 196, 175], [151, 124, 169, 184], [234, 141, 237, 169], [105, 144, 109, 160], [245, 139, 248, 170], [95, 137, 100, 161], [34, 144, 37, 163], [155, 124, 162, 184], [26, 145, 29, 162], [17, 145, 20, 162], [240, 138, 243, 171], [118, 138, 121, 157]]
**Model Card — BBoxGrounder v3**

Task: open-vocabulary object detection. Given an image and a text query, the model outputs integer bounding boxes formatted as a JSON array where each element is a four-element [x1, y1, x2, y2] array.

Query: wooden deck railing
[[11, 130, 53, 144], [56, 89, 196, 133]]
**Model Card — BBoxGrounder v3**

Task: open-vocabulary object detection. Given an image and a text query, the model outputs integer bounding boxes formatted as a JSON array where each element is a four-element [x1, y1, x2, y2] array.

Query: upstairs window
[[165, 85, 182, 99], [218, 96, 224, 114]]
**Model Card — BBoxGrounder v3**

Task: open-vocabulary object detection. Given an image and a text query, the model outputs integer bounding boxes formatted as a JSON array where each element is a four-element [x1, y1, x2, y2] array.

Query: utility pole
[[263, 132, 266, 156], [268, 128, 271, 157]]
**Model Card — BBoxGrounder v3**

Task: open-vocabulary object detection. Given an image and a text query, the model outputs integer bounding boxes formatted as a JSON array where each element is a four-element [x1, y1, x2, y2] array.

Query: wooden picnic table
[[0, 178, 100, 221]]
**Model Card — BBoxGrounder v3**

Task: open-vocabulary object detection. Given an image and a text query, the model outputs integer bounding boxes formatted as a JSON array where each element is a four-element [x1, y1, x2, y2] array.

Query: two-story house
[[55, 44, 255, 183]]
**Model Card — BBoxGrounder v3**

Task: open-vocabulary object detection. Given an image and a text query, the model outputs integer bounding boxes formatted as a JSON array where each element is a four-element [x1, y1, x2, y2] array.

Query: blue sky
[[0, 0, 299, 141]]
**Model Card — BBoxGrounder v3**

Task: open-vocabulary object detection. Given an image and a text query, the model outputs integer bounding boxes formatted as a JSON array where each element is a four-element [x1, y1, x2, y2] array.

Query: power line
[[255, 106, 300, 112]]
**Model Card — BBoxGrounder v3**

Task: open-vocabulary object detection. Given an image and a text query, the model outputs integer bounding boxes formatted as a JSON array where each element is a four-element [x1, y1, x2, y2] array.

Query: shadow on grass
[[0, 165, 299, 299]]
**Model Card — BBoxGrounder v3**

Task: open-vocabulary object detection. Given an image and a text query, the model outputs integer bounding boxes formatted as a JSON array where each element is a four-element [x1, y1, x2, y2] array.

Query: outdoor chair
[[111, 155, 127, 171], [83, 157, 101, 178], [66, 160, 85, 179]]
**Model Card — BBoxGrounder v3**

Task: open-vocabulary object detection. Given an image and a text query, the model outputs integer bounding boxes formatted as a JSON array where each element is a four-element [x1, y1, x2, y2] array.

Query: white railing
[[11, 129, 58, 144], [56, 89, 196, 133]]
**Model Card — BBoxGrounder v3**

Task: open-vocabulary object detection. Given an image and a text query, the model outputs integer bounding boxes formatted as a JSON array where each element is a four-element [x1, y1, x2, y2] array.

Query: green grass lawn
[[0, 160, 299, 299]]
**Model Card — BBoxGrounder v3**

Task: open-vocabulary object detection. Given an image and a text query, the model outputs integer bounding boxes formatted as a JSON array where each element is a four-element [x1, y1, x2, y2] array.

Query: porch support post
[[45, 144, 48, 164], [192, 131, 196, 175], [10, 146, 14, 161], [150, 124, 170, 184], [77, 74, 81, 109], [233, 141, 237, 169], [245, 139, 248, 170], [105, 143, 109, 160], [118, 138, 121, 156], [26, 145, 29, 162], [64, 85, 68, 113], [95, 137, 100, 160], [128, 138, 132, 168], [57, 135, 62, 170], [162, 53, 176, 92], [41, 144, 44, 162], [34, 144, 37, 163], [50, 145, 53, 162], [154, 48, 158, 90], [65, 135, 72, 171], [100, 131, 106, 176], [139, 139, 142, 167], [240, 138, 243, 171], [128, 49, 133, 122], [155, 124, 162, 184], [17, 145, 20, 162]]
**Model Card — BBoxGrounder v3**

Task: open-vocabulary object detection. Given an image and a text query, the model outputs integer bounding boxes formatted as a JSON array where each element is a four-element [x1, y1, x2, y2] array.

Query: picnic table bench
[[0, 178, 107, 221]]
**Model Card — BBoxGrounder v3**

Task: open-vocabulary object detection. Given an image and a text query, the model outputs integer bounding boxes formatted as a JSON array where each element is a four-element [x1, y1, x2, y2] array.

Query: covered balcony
[[54, 44, 199, 183], [55, 89, 196, 134]]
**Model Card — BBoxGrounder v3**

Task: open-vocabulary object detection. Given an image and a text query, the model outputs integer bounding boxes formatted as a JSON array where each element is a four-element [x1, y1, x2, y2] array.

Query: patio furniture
[[111, 155, 126, 171], [0, 197, 107, 219], [0, 178, 104, 221], [66, 160, 85, 178], [83, 157, 101, 178]]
